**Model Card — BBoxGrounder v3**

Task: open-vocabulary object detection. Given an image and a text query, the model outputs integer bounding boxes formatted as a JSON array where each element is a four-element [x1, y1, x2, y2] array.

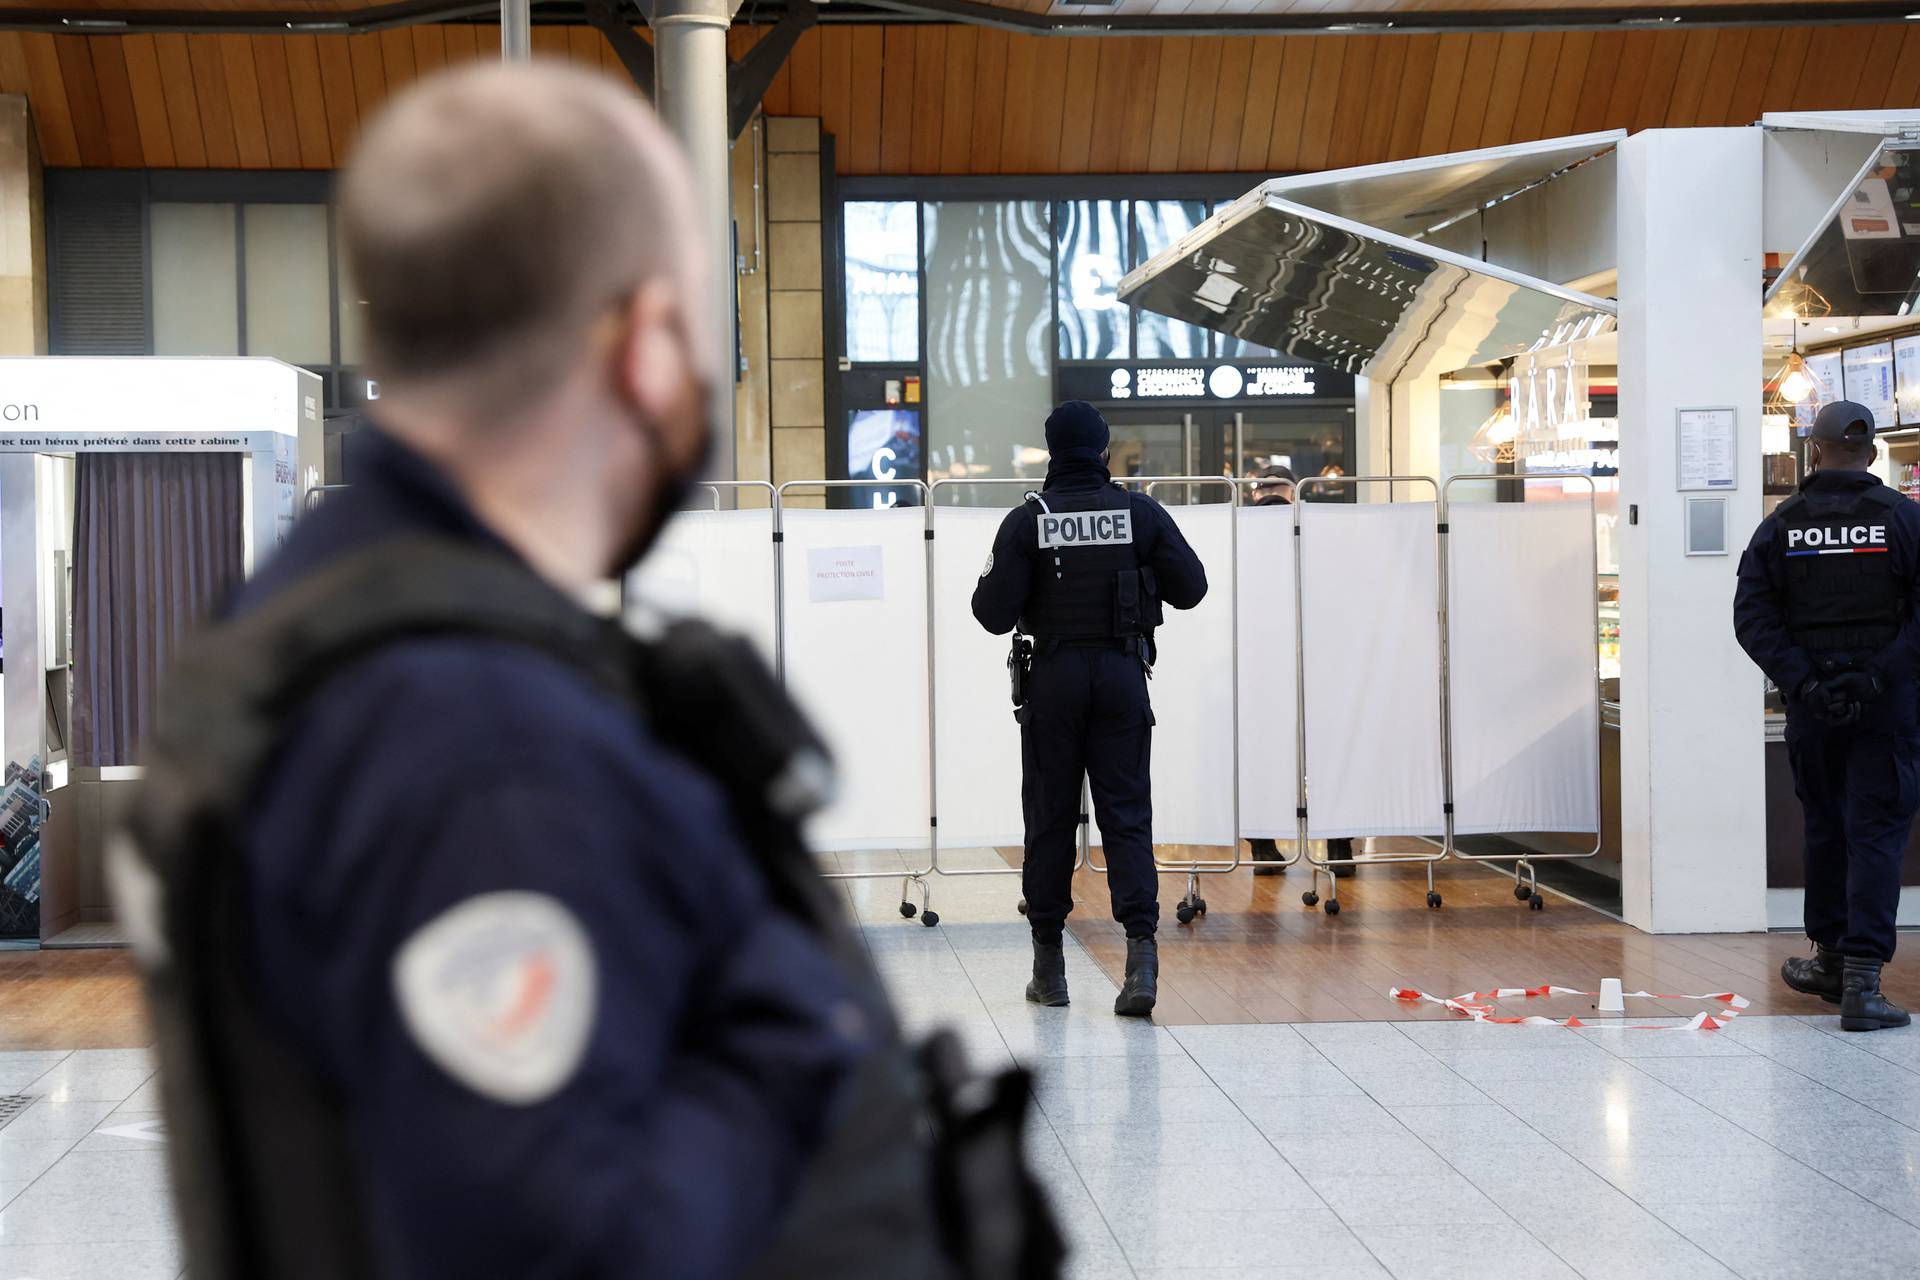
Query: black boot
[[1781, 944, 1845, 1004], [1841, 958, 1910, 1032], [1250, 838, 1285, 877], [1114, 936, 1158, 1018], [1328, 838, 1357, 880], [1026, 938, 1069, 1007]]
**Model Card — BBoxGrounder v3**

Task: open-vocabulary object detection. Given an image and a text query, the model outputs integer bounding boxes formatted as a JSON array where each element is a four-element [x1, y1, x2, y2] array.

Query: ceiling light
[[1769, 351, 1819, 411]]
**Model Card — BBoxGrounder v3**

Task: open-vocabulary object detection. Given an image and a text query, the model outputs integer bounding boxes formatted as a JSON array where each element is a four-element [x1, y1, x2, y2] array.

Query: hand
[[1808, 672, 1881, 726], [1823, 671, 1883, 706]]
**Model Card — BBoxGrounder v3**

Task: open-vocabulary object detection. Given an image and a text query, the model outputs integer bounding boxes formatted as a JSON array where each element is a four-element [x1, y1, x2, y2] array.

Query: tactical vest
[[1777, 485, 1907, 655], [1017, 485, 1161, 640], [109, 536, 1060, 1280]]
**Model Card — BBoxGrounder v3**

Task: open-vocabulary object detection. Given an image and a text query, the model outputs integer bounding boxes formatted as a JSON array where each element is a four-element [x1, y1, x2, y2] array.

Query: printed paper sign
[[807, 545, 885, 603]]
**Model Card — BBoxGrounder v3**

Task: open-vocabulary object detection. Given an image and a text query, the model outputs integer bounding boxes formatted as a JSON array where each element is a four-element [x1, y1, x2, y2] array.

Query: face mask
[[618, 398, 715, 575]]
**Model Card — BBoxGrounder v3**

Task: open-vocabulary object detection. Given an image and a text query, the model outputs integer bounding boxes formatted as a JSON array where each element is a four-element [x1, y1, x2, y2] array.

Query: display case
[[1597, 573, 1620, 683]]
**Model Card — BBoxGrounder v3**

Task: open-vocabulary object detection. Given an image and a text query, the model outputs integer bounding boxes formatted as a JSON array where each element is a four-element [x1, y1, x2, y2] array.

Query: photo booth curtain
[[71, 452, 245, 766]]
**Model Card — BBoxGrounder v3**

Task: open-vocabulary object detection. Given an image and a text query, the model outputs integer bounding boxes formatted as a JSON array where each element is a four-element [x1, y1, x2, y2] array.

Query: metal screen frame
[[1439, 472, 1605, 902], [1294, 474, 1448, 912], [774, 479, 938, 917]]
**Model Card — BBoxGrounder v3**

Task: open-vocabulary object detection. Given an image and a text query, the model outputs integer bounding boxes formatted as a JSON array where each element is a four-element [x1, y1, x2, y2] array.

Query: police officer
[[972, 402, 1208, 1017], [1735, 399, 1918, 1032], [111, 65, 982, 1279]]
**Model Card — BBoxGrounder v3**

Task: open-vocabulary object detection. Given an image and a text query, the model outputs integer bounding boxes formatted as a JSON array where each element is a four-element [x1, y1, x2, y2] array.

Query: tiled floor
[[836, 848, 1920, 1280], [1, 849, 1917, 1279]]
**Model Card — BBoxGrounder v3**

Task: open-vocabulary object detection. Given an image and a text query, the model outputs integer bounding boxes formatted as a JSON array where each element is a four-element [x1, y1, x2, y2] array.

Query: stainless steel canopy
[[1117, 187, 1616, 381]]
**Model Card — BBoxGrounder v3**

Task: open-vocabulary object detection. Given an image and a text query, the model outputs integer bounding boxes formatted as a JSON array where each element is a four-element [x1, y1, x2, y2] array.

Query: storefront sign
[[0, 357, 309, 435], [0, 431, 279, 452], [1058, 360, 1354, 405]]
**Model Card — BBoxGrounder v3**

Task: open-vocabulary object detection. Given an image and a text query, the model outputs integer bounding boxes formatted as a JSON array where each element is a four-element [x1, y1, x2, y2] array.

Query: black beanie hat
[[1045, 400, 1110, 456]]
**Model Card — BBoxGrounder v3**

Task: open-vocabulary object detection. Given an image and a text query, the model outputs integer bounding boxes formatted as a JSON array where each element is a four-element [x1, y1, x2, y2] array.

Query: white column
[[501, 0, 531, 63], [652, 0, 738, 483], [1616, 128, 1766, 933]]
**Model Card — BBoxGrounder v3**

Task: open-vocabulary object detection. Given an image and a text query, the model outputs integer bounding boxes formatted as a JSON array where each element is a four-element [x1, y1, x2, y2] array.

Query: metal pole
[[501, 0, 530, 61], [651, 0, 738, 486]]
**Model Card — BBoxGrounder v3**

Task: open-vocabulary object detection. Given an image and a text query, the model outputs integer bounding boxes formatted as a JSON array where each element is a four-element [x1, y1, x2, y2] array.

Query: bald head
[[339, 63, 705, 422]]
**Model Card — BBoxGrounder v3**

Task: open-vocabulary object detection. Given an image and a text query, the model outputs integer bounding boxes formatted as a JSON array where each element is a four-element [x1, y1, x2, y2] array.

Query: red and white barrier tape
[[1389, 984, 1751, 1030]]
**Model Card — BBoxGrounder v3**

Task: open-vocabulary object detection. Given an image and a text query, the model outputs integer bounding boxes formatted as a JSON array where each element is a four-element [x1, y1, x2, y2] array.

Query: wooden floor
[[1059, 845, 1920, 1026], [3, 852, 1915, 1049], [0, 947, 150, 1051]]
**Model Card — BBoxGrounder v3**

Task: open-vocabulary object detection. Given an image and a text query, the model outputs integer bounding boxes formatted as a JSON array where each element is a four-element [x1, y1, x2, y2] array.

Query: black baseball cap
[[1254, 464, 1296, 484], [1809, 399, 1876, 443]]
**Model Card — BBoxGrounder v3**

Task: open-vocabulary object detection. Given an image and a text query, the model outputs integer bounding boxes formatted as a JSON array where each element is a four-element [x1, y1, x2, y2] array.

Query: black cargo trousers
[[1019, 642, 1157, 943]]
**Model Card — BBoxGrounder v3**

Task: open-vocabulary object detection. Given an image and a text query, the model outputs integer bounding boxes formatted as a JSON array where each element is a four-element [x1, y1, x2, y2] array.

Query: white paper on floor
[[1446, 500, 1601, 835], [1299, 501, 1446, 839]]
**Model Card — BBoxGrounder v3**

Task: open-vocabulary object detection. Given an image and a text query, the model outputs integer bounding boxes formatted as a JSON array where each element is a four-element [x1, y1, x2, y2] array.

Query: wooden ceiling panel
[[4, 21, 1912, 176]]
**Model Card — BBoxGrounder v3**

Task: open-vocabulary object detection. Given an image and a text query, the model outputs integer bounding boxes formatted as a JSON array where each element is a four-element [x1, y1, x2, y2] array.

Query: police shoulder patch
[[392, 891, 598, 1106], [980, 550, 994, 578]]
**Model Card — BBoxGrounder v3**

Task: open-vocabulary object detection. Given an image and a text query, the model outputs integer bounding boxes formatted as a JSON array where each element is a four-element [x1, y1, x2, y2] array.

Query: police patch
[[393, 891, 597, 1105], [980, 550, 994, 578], [1037, 509, 1134, 549]]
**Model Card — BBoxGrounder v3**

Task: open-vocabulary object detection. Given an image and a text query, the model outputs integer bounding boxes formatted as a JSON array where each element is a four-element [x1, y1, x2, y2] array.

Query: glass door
[[1214, 408, 1358, 498], [1104, 412, 1191, 489]]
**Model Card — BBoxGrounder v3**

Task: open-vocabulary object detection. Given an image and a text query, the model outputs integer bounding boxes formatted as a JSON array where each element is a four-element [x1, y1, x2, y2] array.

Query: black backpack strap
[[208, 536, 632, 726]]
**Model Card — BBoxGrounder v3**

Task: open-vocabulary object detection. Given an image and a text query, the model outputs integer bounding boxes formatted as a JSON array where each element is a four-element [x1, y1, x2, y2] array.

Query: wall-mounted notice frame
[[1677, 407, 1737, 491], [1685, 495, 1729, 556]]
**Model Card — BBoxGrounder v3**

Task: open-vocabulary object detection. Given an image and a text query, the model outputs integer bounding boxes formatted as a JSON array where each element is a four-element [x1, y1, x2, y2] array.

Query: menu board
[[1844, 341, 1897, 430], [1896, 334, 1920, 427], [1677, 407, 1737, 491], [1796, 351, 1845, 429]]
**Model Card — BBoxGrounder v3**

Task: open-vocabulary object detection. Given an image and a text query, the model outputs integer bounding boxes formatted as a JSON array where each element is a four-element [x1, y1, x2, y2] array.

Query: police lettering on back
[[1785, 524, 1889, 552], [1038, 510, 1134, 549]]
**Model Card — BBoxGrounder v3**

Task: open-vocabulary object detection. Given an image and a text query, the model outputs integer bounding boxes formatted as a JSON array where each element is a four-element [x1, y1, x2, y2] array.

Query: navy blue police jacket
[[1734, 468, 1920, 709], [235, 430, 875, 1279], [971, 456, 1210, 634]]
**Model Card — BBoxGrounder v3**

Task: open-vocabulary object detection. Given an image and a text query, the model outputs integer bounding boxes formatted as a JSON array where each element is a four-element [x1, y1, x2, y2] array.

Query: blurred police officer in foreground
[[1736, 399, 1917, 1032], [105, 65, 1068, 1280], [972, 403, 1208, 1016]]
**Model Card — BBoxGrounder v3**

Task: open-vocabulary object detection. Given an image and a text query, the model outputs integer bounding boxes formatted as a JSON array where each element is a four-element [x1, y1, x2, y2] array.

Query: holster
[[918, 1030, 1067, 1280], [1008, 633, 1033, 710]]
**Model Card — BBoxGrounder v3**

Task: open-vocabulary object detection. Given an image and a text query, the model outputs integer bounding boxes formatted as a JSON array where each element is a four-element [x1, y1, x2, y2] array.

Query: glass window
[[243, 203, 332, 366], [1055, 200, 1129, 360], [924, 201, 1054, 503], [151, 203, 239, 357], [1132, 201, 1210, 360], [843, 201, 920, 363]]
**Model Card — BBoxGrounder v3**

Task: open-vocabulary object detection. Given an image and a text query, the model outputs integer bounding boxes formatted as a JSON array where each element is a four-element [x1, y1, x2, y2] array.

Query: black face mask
[[617, 384, 716, 575]]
